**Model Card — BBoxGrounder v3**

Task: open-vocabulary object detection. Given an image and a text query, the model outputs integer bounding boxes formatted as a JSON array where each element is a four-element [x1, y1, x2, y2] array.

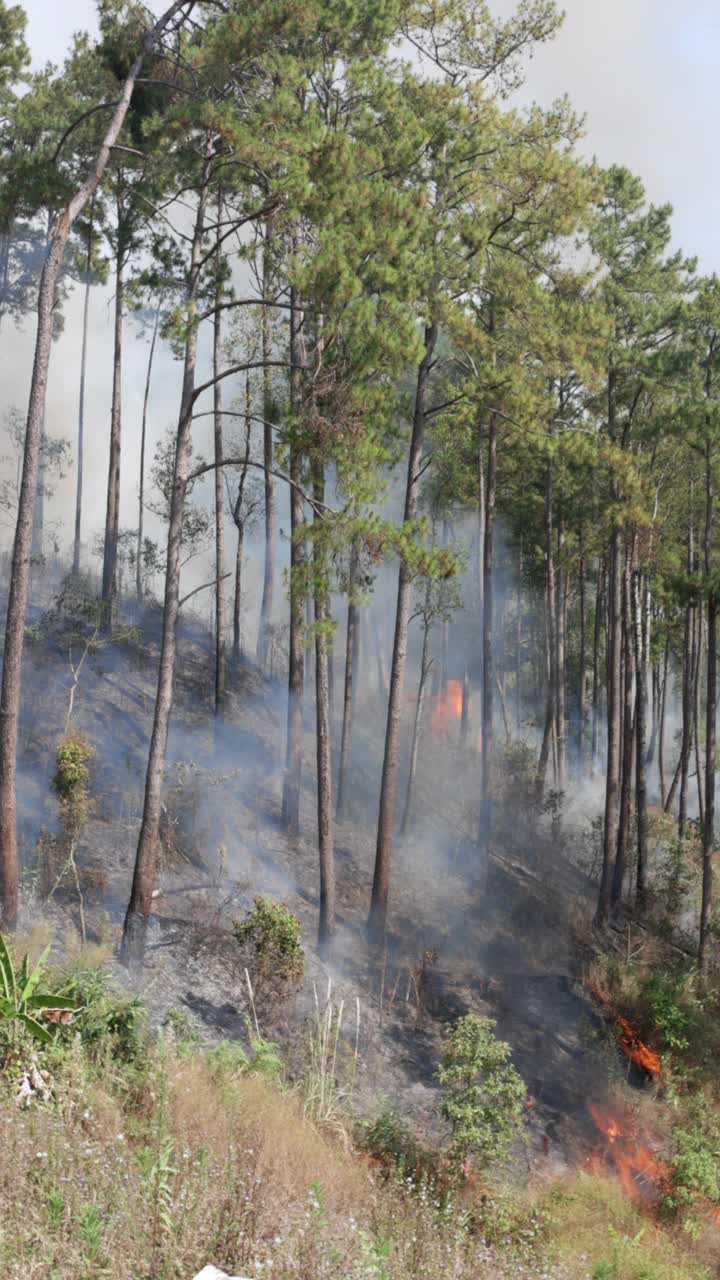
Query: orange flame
[[587, 982, 662, 1078], [431, 680, 463, 744], [588, 1104, 669, 1205]]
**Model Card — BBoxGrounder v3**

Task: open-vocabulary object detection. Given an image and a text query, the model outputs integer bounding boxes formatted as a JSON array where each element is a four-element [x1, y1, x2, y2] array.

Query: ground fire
[[587, 1103, 669, 1206], [586, 982, 662, 1078], [431, 679, 463, 744]]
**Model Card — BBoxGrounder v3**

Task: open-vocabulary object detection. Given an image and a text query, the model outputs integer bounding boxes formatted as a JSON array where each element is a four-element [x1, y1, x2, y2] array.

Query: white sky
[[6, 0, 719, 577]]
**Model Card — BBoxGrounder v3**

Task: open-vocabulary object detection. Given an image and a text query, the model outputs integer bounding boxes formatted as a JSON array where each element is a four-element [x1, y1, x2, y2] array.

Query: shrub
[[65, 968, 147, 1064], [664, 1095, 720, 1215], [642, 971, 693, 1055], [233, 896, 304, 983], [0, 933, 78, 1060], [437, 1014, 526, 1169], [52, 731, 94, 839]]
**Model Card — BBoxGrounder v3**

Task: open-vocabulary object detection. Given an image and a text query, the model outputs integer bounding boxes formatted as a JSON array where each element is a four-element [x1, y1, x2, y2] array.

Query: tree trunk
[[313, 465, 336, 948], [556, 514, 568, 788], [658, 631, 669, 807], [694, 602, 704, 830], [232, 524, 244, 664], [0, 0, 187, 928], [368, 322, 437, 940], [136, 300, 160, 604], [120, 164, 210, 971], [477, 419, 485, 755], [679, 503, 695, 837], [596, 362, 622, 927], [535, 452, 556, 798], [336, 545, 358, 819], [281, 285, 307, 835], [634, 568, 649, 909], [401, 612, 431, 835], [257, 222, 275, 668], [73, 201, 93, 576], [479, 411, 497, 862], [612, 544, 636, 907], [101, 239, 124, 628], [578, 532, 587, 773], [700, 436, 715, 973], [591, 558, 605, 773], [213, 233, 226, 719]]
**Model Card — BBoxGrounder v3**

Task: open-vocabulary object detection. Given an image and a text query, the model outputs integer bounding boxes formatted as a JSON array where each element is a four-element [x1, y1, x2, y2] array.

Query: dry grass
[[1, 1026, 718, 1280]]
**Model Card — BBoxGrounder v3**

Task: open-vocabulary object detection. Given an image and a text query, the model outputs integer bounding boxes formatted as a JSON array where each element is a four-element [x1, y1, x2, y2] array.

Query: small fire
[[587, 982, 662, 1078], [431, 679, 463, 744], [587, 1104, 669, 1205]]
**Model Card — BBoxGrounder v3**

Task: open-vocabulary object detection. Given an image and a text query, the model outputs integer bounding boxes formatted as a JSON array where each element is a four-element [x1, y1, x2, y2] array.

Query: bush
[[642, 971, 693, 1056], [52, 731, 94, 839], [664, 1094, 720, 1215], [437, 1014, 526, 1169], [233, 896, 304, 984]]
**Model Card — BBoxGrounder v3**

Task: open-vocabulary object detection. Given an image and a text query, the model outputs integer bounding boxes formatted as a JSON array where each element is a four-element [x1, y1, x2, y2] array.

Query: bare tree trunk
[[592, 558, 605, 773], [479, 411, 497, 864], [120, 163, 210, 971], [281, 285, 307, 835], [658, 632, 669, 807], [556, 513, 568, 788], [694, 602, 704, 830], [136, 300, 160, 604], [101, 237, 124, 628], [232, 524, 244, 664], [213, 230, 226, 719], [336, 545, 358, 820], [0, 0, 189, 928], [700, 435, 715, 974], [401, 612, 431, 835], [578, 531, 587, 773], [612, 544, 636, 907], [535, 452, 556, 798], [368, 322, 437, 940], [313, 465, 336, 948], [596, 363, 622, 927], [477, 420, 485, 755], [634, 568, 648, 910], [257, 222, 275, 668], [679, 503, 695, 837], [516, 541, 523, 731], [73, 200, 93, 576]]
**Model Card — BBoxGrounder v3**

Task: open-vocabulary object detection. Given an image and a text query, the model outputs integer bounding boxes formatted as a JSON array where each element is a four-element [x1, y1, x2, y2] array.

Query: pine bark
[[368, 322, 437, 940], [73, 202, 93, 576], [612, 545, 635, 907], [313, 468, 336, 948], [336, 545, 358, 820], [257, 223, 275, 668], [634, 568, 649, 909], [120, 163, 210, 970], [281, 285, 307, 835], [101, 240, 124, 628], [213, 236, 226, 719], [0, 0, 188, 928], [596, 362, 622, 927], [700, 436, 715, 973], [136, 301, 160, 603], [401, 602, 431, 836], [480, 411, 497, 863]]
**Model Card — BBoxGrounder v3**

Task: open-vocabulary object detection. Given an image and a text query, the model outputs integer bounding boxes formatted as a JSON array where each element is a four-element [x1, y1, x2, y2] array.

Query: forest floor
[[13, 584, 632, 1179]]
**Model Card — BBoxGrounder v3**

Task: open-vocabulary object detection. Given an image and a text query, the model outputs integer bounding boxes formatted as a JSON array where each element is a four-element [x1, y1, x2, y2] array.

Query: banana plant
[[0, 933, 78, 1045]]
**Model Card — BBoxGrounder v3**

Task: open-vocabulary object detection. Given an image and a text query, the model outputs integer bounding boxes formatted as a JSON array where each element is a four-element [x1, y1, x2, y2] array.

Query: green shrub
[[65, 969, 147, 1063], [52, 731, 94, 838], [0, 933, 78, 1059], [437, 1014, 526, 1169], [642, 971, 693, 1055], [233, 896, 304, 983], [664, 1095, 720, 1215]]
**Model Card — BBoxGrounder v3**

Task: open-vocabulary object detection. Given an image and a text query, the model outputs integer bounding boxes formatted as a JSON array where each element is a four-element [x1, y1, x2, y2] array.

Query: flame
[[587, 1104, 670, 1205], [587, 982, 662, 1078], [431, 679, 463, 744]]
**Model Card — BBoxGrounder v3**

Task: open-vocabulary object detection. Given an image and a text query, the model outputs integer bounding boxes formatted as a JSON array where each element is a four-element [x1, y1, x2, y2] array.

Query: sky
[[5, 0, 720, 585]]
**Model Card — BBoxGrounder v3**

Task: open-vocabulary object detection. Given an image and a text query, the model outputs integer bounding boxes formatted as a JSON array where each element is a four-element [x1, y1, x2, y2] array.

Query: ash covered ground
[[14, 584, 625, 1174]]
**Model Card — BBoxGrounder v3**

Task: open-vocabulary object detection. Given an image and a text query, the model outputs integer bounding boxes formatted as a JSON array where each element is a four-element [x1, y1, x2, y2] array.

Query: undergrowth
[[0, 935, 717, 1279]]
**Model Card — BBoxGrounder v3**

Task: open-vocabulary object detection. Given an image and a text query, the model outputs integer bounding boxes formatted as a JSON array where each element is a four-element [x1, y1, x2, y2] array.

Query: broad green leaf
[[20, 944, 51, 1003], [26, 993, 79, 1011], [17, 1013, 53, 1045], [0, 932, 15, 1001]]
